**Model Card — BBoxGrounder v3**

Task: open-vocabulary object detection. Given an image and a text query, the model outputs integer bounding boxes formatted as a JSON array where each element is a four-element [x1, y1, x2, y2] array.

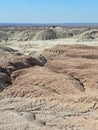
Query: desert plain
[[0, 25, 98, 130]]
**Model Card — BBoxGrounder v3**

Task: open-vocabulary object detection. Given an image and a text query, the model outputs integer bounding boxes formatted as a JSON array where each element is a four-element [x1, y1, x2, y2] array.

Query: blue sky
[[0, 0, 98, 23]]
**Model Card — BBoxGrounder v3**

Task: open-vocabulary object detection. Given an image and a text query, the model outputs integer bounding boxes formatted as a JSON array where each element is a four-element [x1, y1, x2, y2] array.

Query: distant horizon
[[0, 22, 98, 24], [0, 22, 98, 25], [0, 23, 98, 27]]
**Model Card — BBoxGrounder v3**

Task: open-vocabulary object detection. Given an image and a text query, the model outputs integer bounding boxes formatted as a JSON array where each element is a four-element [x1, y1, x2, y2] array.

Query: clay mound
[[53, 27, 73, 38], [53, 27, 90, 38], [53, 26, 65, 38], [44, 44, 98, 91], [60, 31, 73, 38], [44, 44, 98, 59], [0, 53, 45, 75], [33, 29, 56, 40], [53, 26, 65, 32], [0, 72, 11, 92], [70, 27, 90, 35], [0, 53, 46, 92], [13, 30, 36, 41], [78, 29, 98, 41], [1, 66, 85, 98], [0, 31, 9, 41], [0, 30, 15, 41], [0, 45, 18, 53]]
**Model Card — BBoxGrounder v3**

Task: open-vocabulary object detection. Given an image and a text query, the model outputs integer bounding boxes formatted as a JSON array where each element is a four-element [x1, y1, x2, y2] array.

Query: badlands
[[0, 25, 98, 130]]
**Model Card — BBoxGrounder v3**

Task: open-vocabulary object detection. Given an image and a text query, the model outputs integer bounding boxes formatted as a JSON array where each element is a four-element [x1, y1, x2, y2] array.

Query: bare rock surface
[[0, 44, 18, 53], [0, 44, 98, 129], [78, 29, 98, 41], [0, 96, 98, 130], [0, 52, 45, 93], [44, 44, 98, 91], [33, 29, 57, 40], [0, 72, 11, 91], [1, 66, 85, 98], [0, 53, 44, 74], [12, 30, 37, 41], [0, 26, 98, 43], [0, 26, 98, 130]]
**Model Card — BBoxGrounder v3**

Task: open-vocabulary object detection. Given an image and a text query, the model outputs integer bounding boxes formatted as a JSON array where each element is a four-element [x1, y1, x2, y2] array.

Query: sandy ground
[[1, 38, 98, 55]]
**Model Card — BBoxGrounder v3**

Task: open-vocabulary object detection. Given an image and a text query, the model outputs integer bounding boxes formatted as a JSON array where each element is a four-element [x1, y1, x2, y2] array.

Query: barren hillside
[[0, 26, 98, 130]]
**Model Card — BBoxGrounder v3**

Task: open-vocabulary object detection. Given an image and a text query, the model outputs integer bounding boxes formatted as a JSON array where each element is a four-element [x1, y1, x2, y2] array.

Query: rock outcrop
[[0, 52, 46, 92], [78, 29, 98, 41], [1, 66, 85, 98], [0, 44, 18, 53], [0, 26, 98, 42], [44, 44, 98, 92], [33, 29, 57, 40]]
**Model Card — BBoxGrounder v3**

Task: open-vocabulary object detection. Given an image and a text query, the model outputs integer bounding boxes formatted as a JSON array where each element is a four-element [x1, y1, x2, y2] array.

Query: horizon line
[[0, 22, 98, 24], [0, 23, 98, 27]]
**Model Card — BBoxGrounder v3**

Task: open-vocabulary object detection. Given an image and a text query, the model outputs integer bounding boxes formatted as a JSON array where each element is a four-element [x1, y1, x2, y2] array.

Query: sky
[[0, 0, 98, 23]]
